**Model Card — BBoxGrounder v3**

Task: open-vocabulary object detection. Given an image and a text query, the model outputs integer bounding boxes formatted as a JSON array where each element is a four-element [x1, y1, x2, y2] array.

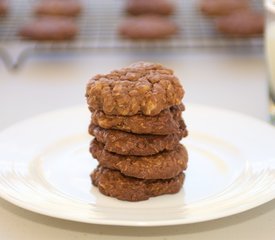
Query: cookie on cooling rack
[[215, 10, 264, 37], [125, 0, 175, 16], [91, 104, 185, 135], [199, 0, 249, 16], [89, 123, 187, 156], [118, 15, 178, 40], [0, 0, 8, 16], [19, 17, 78, 41], [34, 0, 82, 17], [86, 62, 183, 116], [91, 166, 185, 201]]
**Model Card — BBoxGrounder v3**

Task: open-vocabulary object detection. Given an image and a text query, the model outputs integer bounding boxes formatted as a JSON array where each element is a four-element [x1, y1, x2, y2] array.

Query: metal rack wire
[[0, 0, 263, 69]]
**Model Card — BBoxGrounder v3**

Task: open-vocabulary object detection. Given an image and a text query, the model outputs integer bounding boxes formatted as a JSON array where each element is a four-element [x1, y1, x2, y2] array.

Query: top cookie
[[125, 0, 175, 16], [86, 62, 184, 116]]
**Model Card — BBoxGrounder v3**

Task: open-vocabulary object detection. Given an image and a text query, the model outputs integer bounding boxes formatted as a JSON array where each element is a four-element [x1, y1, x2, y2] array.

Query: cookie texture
[[86, 62, 184, 116], [19, 17, 78, 41], [199, 0, 248, 16], [119, 15, 178, 40], [91, 166, 184, 201], [89, 123, 187, 156], [126, 0, 175, 16], [90, 139, 188, 179], [34, 0, 82, 17], [215, 10, 264, 37], [91, 104, 185, 135]]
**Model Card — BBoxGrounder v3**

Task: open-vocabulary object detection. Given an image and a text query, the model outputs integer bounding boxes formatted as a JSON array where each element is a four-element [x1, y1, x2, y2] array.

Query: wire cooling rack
[[0, 0, 264, 69]]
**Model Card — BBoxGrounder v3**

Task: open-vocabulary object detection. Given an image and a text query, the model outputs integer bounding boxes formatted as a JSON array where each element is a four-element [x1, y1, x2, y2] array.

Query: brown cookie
[[90, 139, 188, 180], [19, 17, 78, 41], [199, 0, 249, 16], [86, 62, 184, 116], [118, 15, 178, 40], [0, 0, 8, 16], [89, 123, 187, 156], [34, 0, 82, 17], [91, 166, 184, 201], [126, 0, 175, 16], [215, 10, 264, 37], [91, 104, 185, 135]]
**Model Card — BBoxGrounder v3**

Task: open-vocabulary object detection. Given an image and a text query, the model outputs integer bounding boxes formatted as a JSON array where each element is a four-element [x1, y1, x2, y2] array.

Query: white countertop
[[0, 49, 274, 239]]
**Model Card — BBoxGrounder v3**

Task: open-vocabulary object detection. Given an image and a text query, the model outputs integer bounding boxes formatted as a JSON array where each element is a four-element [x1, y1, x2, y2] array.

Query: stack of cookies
[[85, 62, 188, 201]]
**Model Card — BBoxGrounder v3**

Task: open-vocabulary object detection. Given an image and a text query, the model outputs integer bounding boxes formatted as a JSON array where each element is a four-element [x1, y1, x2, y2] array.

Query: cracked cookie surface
[[91, 104, 185, 135], [86, 62, 184, 116]]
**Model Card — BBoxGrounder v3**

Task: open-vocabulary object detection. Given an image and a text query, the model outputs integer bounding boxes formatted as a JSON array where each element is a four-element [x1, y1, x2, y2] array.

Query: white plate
[[0, 104, 274, 226]]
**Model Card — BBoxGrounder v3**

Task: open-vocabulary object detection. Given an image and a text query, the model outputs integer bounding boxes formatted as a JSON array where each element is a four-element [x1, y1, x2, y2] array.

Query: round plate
[[0, 104, 274, 226]]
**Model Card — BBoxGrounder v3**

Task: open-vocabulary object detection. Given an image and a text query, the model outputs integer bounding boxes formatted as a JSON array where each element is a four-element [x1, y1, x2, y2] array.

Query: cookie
[[126, 0, 175, 16], [90, 139, 188, 180], [89, 123, 187, 156], [86, 62, 184, 116], [19, 17, 78, 41], [34, 0, 82, 17], [118, 15, 178, 40], [91, 104, 185, 135], [91, 166, 184, 201], [0, 0, 8, 16], [199, 0, 249, 16], [215, 10, 264, 37]]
